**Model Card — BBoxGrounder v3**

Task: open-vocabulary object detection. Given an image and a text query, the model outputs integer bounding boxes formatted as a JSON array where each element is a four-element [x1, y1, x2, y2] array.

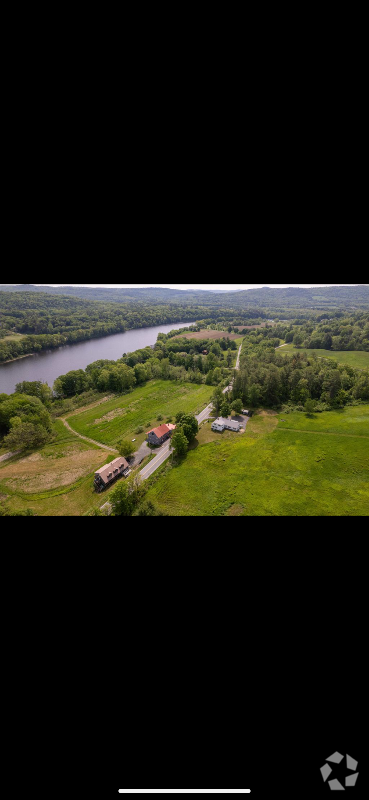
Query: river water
[[0, 321, 194, 395]]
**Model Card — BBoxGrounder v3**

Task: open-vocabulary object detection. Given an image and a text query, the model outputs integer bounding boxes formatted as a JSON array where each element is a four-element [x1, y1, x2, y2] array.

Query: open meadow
[[144, 405, 369, 516], [172, 329, 241, 341], [0, 419, 119, 516], [279, 345, 369, 369], [66, 380, 214, 448]]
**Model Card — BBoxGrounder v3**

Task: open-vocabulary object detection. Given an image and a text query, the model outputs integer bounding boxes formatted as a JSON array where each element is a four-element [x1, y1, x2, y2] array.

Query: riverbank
[[1, 352, 36, 365], [0, 321, 196, 395]]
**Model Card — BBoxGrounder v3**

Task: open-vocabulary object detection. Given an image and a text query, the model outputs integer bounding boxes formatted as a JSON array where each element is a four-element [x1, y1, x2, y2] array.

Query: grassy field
[[0, 419, 120, 516], [172, 329, 241, 341], [279, 344, 369, 369], [67, 380, 214, 448], [144, 405, 369, 516], [1, 332, 26, 341]]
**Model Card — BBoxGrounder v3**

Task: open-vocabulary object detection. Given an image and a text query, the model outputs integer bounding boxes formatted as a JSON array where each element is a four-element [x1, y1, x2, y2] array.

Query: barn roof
[[147, 423, 176, 437], [95, 457, 129, 485]]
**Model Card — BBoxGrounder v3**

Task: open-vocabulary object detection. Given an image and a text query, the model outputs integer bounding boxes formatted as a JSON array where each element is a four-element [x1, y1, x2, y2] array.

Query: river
[[0, 321, 194, 395]]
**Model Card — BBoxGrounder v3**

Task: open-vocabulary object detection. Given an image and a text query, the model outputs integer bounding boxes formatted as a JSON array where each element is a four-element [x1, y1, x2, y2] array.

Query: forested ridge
[[1, 283, 369, 308], [0, 291, 209, 363]]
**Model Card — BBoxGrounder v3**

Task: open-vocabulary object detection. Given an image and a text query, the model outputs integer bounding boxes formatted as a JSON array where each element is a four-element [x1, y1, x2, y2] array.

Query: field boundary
[[278, 427, 369, 439]]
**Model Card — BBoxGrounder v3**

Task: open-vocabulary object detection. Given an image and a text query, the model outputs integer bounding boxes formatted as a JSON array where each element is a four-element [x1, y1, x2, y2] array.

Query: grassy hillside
[[279, 344, 369, 369], [144, 405, 369, 516], [67, 380, 214, 448]]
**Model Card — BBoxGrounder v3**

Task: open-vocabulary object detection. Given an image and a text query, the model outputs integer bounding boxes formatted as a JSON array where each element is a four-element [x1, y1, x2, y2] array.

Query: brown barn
[[94, 457, 131, 492]]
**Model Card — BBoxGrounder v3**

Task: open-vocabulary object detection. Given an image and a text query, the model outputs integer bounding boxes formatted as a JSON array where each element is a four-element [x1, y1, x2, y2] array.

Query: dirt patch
[[226, 504, 244, 516], [0, 447, 109, 493], [94, 408, 126, 424], [0, 493, 8, 502], [19, 453, 43, 463], [172, 329, 241, 341]]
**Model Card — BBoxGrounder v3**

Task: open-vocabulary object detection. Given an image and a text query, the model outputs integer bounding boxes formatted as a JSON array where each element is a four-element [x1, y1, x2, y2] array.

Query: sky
[[22, 283, 366, 291]]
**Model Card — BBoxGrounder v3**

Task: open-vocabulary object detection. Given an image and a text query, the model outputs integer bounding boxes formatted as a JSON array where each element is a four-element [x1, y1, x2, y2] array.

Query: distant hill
[[0, 284, 368, 308]]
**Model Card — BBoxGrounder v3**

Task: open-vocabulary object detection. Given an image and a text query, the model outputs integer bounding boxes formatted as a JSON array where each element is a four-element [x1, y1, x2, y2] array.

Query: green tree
[[232, 399, 243, 414], [110, 475, 145, 516], [293, 333, 304, 347], [171, 427, 189, 458], [110, 481, 133, 516], [178, 414, 198, 442], [15, 381, 52, 406], [117, 439, 136, 459], [248, 384, 261, 407], [304, 398, 315, 415], [134, 500, 169, 516], [4, 422, 50, 452], [211, 387, 224, 415], [220, 401, 230, 417]]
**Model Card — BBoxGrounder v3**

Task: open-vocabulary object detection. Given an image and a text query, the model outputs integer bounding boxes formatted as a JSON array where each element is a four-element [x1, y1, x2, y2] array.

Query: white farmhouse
[[211, 417, 241, 433]]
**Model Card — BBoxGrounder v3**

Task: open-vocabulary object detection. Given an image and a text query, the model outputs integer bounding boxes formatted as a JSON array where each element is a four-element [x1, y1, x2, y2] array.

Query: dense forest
[[1, 284, 369, 308], [0, 291, 211, 363], [0, 289, 308, 364], [231, 341, 369, 411]]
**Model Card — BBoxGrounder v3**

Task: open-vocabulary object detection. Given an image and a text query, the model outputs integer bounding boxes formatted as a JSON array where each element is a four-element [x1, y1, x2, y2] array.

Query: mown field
[[172, 329, 241, 341], [1, 332, 26, 341], [279, 345, 369, 369], [67, 380, 214, 448], [144, 405, 369, 516], [0, 419, 119, 516]]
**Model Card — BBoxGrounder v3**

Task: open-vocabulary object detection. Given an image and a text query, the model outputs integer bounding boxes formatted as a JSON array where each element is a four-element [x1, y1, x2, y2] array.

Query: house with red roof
[[147, 423, 176, 446]]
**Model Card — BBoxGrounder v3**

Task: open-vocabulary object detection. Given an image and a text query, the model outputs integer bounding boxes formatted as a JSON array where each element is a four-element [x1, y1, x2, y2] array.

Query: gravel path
[[0, 451, 21, 463]]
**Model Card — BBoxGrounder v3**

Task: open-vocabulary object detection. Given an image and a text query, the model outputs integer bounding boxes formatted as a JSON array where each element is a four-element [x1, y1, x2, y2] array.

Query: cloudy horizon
[[3, 283, 367, 291]]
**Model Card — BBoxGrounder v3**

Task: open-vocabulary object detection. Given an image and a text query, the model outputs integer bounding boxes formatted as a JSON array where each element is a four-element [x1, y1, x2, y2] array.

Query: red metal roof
[[147, 423, 176, 438]]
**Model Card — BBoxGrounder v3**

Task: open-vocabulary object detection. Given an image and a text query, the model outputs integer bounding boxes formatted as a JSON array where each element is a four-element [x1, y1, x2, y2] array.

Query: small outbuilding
[[211, 417, 241, 433]]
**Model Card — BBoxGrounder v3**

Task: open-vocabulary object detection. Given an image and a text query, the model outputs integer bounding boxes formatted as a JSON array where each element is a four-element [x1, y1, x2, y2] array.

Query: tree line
[[229, 339, 369, 411]]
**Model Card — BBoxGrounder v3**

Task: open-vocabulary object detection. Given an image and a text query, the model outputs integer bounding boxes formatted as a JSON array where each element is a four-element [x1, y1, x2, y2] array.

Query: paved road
[[140, 439, 173, 481], [140, 341, 243, 482]]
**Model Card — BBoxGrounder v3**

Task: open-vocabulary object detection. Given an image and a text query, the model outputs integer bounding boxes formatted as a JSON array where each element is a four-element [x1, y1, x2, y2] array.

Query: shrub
[[135, 426, 144, 434]]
